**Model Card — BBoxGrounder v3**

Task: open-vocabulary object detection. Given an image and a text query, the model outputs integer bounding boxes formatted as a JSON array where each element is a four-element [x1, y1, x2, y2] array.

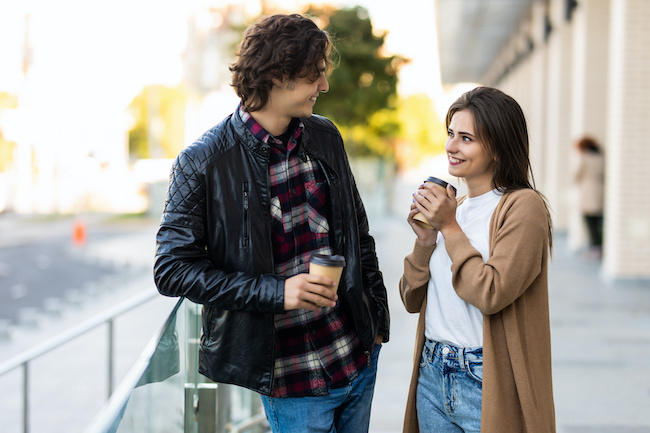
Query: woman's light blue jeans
[[416, 339, 483, 433], [260, 344, 381, 433]]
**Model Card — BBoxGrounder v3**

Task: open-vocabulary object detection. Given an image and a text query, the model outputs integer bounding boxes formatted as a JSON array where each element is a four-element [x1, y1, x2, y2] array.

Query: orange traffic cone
[[72, 219, 87, 247]]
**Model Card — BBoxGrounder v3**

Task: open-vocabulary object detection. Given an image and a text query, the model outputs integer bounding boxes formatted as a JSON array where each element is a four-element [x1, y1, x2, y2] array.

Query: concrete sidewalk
[[1, 181, 650, 432]]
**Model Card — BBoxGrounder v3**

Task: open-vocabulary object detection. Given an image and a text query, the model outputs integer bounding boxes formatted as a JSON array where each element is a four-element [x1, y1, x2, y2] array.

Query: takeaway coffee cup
[[309, 254, 346, 292], [412, 177, 457, 229]]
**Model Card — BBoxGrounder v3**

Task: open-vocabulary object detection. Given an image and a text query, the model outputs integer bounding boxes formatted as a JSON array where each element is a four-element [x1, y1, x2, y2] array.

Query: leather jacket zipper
[[242, 183, 250, 248]]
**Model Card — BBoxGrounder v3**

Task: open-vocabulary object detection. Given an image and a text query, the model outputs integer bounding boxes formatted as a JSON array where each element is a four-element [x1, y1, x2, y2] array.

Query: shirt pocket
[[305, 180, 329, 234]]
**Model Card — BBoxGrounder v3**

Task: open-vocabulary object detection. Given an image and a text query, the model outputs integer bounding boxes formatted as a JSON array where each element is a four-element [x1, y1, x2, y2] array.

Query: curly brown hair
[[229, 14, 333, 112]]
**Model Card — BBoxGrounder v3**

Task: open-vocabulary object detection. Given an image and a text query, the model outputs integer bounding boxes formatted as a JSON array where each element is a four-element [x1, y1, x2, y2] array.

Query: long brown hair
[[229, 14, 333, 112], [446, 86, 553, 249]]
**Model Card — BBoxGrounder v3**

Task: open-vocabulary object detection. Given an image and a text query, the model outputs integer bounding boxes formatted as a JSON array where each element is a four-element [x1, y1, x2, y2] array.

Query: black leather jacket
[[154, 110, 390, 395]]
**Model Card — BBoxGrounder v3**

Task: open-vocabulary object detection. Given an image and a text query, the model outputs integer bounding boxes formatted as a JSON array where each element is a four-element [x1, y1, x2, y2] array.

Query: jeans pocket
[[466, 357, 483, 385], [419, 346, 430, 369]]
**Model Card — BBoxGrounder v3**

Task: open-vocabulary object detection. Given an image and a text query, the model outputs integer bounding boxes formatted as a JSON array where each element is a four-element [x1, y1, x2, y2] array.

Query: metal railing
[[85, 297, 269, 433], [0, 290, 268, 433], [0, 290, 159, 433]]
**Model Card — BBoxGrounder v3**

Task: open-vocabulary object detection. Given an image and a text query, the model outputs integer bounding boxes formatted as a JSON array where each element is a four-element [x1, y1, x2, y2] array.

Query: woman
[[400, 87, 555, 433], [573, 136, 605, 258]]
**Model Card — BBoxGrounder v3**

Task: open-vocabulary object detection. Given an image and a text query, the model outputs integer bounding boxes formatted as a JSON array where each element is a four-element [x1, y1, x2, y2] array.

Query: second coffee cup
[[309, 254, 346, 293], [413, 176, 458, 229]]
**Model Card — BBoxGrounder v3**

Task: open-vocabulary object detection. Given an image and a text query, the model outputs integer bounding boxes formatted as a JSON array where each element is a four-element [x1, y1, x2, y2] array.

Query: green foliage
[[0, 92, 18, 172], [127, 85, 186, 160], [397, 94, 447, 157], [307, 6, 407, 158], [338, 108, 400, 158]]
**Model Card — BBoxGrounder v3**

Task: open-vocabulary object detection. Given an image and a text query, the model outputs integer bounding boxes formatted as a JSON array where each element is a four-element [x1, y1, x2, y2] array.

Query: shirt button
[[311, 330, 317, 336], [442, 347, 450, 355]]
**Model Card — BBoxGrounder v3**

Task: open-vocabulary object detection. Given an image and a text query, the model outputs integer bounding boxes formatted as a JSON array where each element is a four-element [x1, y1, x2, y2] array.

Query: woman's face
[[445, 110, 496, 197]]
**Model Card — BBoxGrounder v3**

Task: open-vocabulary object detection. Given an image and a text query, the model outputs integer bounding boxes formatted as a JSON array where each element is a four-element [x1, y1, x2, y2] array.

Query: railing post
[[216, 383, 231, 433], [107, 319, 114, 398], [198, 383, 217, 433], [184, 384, 198, 433], [23, 362, 29, 433]]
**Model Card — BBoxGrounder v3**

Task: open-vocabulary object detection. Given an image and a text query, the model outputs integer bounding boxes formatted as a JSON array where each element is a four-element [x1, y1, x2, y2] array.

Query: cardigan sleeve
[[444, 190, 549, 315], [399, 240, 436, 313]]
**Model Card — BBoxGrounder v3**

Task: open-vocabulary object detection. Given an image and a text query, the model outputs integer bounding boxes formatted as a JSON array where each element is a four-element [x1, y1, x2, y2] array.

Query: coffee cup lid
[[425, 176, 457, 194], [310, 254, 346, 267]]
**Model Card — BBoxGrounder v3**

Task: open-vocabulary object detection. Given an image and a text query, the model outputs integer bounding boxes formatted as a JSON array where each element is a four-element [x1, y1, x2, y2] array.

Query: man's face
[[271, 60, 329, 120]]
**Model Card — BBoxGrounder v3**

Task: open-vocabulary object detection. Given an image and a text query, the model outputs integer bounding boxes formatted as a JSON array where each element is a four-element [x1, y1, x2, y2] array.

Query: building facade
[[439, 0, 650, 280]]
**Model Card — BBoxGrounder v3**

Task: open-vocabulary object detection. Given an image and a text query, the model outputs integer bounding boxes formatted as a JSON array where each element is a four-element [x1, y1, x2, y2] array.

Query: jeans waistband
[[424, 338, 482, 370], [425, 339, 482, 356]]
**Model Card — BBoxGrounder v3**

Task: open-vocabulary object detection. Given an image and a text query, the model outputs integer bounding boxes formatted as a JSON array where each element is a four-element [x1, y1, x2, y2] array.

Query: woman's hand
[[412, 183, 461, 239], [407, 203, 439, 247]]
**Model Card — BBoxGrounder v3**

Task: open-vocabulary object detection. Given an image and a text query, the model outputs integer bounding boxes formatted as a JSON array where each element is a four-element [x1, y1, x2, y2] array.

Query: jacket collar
[[233, 104, 310, 160], [232, 106, 272, 158]]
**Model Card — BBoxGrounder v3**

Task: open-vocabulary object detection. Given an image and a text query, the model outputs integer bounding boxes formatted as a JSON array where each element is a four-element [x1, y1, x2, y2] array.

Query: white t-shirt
[[424, 189, 503, 348]]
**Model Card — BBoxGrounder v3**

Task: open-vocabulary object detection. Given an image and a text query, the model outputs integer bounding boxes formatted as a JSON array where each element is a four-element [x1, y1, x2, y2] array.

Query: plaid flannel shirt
[[240, 106, 367, 397]]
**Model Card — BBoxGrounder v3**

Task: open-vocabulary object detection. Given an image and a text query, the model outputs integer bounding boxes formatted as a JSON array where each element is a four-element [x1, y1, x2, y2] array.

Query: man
[[154, 13, 389, 432]]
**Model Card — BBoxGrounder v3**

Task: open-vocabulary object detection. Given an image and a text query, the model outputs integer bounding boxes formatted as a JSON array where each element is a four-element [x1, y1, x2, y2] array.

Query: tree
[[394, 94, 448, 170], [0, 92, 18, 172], [307, 6, 408, 158], [127, 85, 186, 160]]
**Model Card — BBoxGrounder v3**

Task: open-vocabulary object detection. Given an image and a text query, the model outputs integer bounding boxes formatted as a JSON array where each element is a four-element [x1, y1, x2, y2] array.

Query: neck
[[249, 107, 291, 137], [466, 178, 495, 198]]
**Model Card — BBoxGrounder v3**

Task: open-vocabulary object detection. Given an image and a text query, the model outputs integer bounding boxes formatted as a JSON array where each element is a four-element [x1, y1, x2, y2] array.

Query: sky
[[0, 0, 447, 212], [0, 0, 442, 101]]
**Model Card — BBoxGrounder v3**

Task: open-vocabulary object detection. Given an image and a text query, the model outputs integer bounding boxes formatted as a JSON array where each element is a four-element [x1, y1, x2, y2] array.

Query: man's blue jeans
[[260, 344, 381, 433], [416, 339, 483, 432]]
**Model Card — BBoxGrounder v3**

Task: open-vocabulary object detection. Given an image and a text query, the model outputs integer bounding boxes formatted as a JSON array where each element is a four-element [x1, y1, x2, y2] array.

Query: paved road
[[0, 213, 174, 433], [0, 213, 156, 335]]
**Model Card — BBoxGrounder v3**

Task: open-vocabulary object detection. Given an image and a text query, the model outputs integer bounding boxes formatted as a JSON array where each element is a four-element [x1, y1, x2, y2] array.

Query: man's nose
[[319, 75, 329, 93]]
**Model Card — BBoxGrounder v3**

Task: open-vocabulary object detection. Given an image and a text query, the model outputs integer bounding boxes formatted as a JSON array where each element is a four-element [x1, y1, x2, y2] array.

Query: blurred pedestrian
[[573, 136, 605, 258], [400, 87, 555, 432], [153, 14, 388, 433]]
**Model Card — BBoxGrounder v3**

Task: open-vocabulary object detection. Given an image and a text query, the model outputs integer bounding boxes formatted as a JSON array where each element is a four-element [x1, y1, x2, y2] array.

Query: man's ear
[[272, 77, 284, 88]]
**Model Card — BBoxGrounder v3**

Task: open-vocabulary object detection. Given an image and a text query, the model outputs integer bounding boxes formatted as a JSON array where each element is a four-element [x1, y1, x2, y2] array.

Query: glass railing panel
[[86, 298, 269, 433], [0, 369, 21, 433], [110, 301, 188, 433], [86, 298, 193, 433]]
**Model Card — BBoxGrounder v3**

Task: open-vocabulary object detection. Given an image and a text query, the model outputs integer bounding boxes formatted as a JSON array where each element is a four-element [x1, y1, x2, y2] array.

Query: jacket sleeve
[[444, 190, 549, 315], [399, 240, 435, 313], [153, 148, 285, 313]]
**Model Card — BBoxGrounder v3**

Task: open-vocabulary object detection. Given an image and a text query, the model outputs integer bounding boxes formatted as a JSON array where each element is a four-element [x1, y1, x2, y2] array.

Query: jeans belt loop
[[458, 346, 466, 372]]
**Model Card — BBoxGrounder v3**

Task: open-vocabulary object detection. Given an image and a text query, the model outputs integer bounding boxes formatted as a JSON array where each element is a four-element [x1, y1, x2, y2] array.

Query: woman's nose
[[445, 137, 457, 153]]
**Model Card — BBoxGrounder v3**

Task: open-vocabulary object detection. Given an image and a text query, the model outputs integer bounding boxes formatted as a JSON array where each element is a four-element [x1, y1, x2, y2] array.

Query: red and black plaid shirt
[[240, 106, 367, 397]]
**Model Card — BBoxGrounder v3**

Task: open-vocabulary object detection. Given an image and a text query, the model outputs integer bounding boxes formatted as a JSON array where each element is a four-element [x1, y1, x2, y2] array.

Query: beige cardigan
[[400, 189, 556, 433]]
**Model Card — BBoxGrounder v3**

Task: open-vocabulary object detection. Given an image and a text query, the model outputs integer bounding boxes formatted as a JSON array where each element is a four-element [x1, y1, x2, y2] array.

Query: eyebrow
[[448, 127, 476, 137]]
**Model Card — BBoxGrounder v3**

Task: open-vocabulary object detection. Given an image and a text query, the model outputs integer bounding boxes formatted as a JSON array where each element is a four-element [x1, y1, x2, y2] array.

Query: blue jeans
[[260, 344, 381, 433], [416, 339, 483, 433]]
